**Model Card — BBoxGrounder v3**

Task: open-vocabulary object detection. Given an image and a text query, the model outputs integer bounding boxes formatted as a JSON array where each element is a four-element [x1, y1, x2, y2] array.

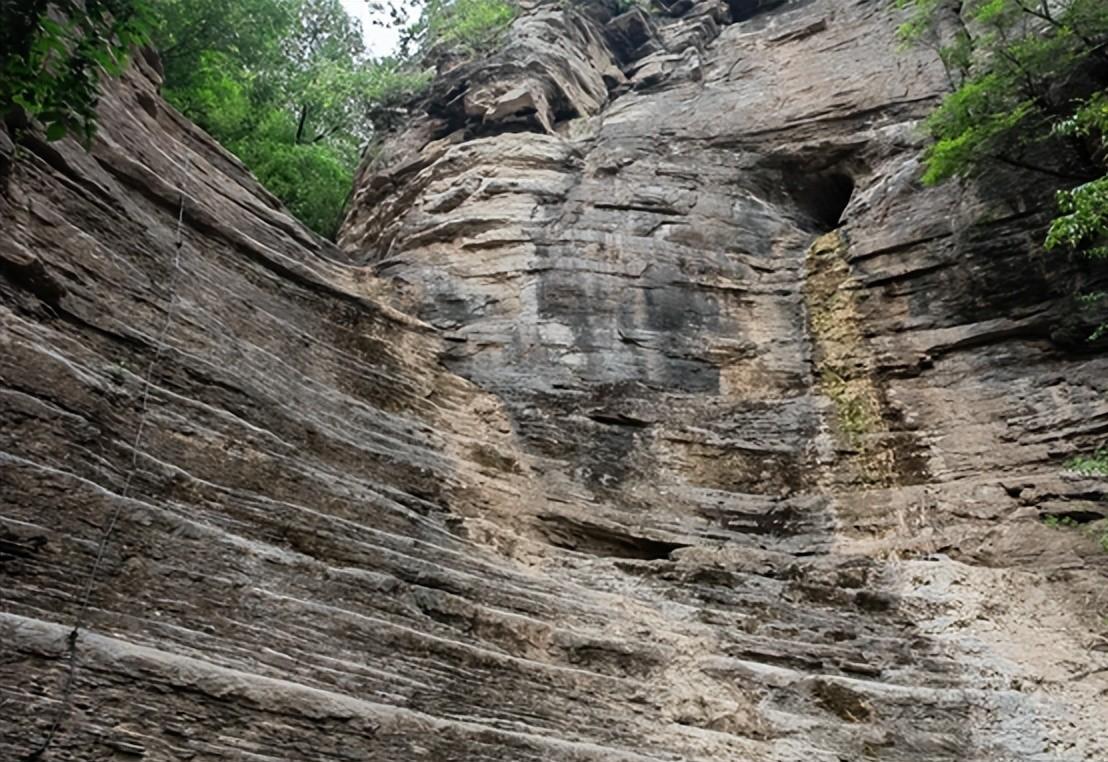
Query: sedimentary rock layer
[[2, 0, 1107, 760]]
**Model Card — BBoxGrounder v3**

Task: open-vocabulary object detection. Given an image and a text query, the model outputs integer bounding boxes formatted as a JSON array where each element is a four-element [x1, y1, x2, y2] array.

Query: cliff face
[[2, 1, 1108, 760]]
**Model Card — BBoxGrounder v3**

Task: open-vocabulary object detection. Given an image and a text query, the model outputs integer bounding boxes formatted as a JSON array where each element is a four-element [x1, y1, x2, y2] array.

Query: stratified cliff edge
[[2, 1, 1107, 760]]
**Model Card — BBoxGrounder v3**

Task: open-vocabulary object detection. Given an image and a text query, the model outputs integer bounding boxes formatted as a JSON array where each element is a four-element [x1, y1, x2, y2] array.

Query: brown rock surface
[[3, 0, 1108, 760]]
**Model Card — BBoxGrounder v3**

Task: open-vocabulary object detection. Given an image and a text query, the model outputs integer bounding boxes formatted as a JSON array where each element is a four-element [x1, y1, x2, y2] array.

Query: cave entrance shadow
[[726, 0, 787, 23], [786, 171, 856, 232]]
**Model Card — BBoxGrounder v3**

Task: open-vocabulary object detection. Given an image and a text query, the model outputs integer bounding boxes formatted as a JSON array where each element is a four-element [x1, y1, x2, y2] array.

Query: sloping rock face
[[3, 1, 1108, 761]]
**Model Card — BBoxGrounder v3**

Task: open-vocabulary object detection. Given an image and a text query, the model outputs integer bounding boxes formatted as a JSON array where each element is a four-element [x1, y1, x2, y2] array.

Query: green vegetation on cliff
[[151, 0, 430, 237], [377, 0, 517, 57], [416, 0, 516, 52], [0, 0, 150, 141], [2, 0, 517, 238], [154, 0, 517, 237], [899, 0, 1108, 463], [898, 0, 1108, 264], [1068, 449, 1108, 476]]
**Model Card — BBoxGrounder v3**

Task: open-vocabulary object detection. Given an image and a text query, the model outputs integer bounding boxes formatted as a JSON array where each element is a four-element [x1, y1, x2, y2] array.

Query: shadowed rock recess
[[2, 0, 1108, 759]]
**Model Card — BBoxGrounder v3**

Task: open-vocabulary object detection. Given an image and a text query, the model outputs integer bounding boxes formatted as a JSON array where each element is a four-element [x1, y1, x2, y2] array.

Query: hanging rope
[[24, 169, 189, 760]]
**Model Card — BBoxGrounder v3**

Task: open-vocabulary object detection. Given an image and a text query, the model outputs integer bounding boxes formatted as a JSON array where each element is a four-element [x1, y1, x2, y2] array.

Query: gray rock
[[2, 1, 1106, 761]]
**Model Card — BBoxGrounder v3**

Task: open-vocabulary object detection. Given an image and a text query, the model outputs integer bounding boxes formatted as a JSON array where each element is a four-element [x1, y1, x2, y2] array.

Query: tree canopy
[[148, 0, 430, 237], [1, 0, 150, 141], [2, 0, 516, 238], [898, 0, 1108, 261]]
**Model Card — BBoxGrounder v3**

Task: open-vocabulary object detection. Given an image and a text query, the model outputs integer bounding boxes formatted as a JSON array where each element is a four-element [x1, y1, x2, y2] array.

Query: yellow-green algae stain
[[805, 231, 895, 487]]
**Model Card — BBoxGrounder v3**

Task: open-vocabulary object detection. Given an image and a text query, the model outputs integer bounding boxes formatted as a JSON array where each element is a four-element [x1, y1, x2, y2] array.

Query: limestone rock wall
[[3, 0, 1107, 760]]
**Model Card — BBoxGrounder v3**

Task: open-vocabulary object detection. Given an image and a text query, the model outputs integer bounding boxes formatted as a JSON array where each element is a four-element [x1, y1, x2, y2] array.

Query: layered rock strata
[[3, 0, 1107, 760]]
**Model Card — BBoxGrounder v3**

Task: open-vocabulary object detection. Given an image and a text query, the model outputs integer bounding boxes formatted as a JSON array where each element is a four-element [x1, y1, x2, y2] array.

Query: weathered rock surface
[[3, 0, 1108, 760]]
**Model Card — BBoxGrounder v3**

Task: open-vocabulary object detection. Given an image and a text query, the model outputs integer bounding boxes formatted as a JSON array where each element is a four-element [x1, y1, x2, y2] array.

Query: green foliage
[[151, 0, 295, 93], [395, 0, 517, 55], [1046, 176, 1108, 258], [1067, 448, 1108, 476], [151, 0, 431, 237], [164, 51, 254, 138], [232, 127, 354, 235], [1, 0, 509, 236], [1043, 94, 1108, 259], [894, 0, 944, 43], [151, 0, 521, 236], [920, 75, 1035, 185], [903, 0, 1108, 186], [1042, 506, 1108, 554], [1042, 514, 1079, 528], [0, 0, 151, 141], [1054, 450, 1108, 553], [900, 0, 1108, 337], [430, 0, 516, 50], [149, 0, 517, 236], [364, 59, 434, 107]]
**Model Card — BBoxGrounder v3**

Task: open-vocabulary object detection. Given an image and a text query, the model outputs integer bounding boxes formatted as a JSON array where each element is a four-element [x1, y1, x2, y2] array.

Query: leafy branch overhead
[[898, 0, 1108, 462], [896, 0, 1108, 260], [0, 0, 151, 141]]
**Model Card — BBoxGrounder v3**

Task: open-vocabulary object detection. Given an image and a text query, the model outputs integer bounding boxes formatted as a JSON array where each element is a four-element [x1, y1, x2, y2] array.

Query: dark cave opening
[[725, 0, 787, 23], [788, 171, 855, 232]]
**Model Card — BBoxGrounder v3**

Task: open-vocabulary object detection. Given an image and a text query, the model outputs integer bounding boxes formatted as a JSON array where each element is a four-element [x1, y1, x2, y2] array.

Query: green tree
[[1, 0, 150, 141], [151, 0, 429, 237], [373, 0, 517, 58], [1, 0, 506, 236], [899, 0, 1108, 462], [151, 0, 295, 92], [897, 0, 1108, 257], [282, 0, 371, 146], [232, 111, 355, 234]]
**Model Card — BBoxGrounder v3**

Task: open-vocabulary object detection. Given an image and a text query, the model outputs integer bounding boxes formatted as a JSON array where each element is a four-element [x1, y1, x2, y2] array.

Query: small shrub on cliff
[[0, 0, 150, 141], [1042, 511, 1108, 553], [365, 59, 435, 104], [428, 0, 517, 50], [1067, 449, 1108, 476]]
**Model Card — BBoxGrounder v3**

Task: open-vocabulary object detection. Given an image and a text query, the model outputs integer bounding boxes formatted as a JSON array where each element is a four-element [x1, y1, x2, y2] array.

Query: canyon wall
[[2, 0, 1107, 760]]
